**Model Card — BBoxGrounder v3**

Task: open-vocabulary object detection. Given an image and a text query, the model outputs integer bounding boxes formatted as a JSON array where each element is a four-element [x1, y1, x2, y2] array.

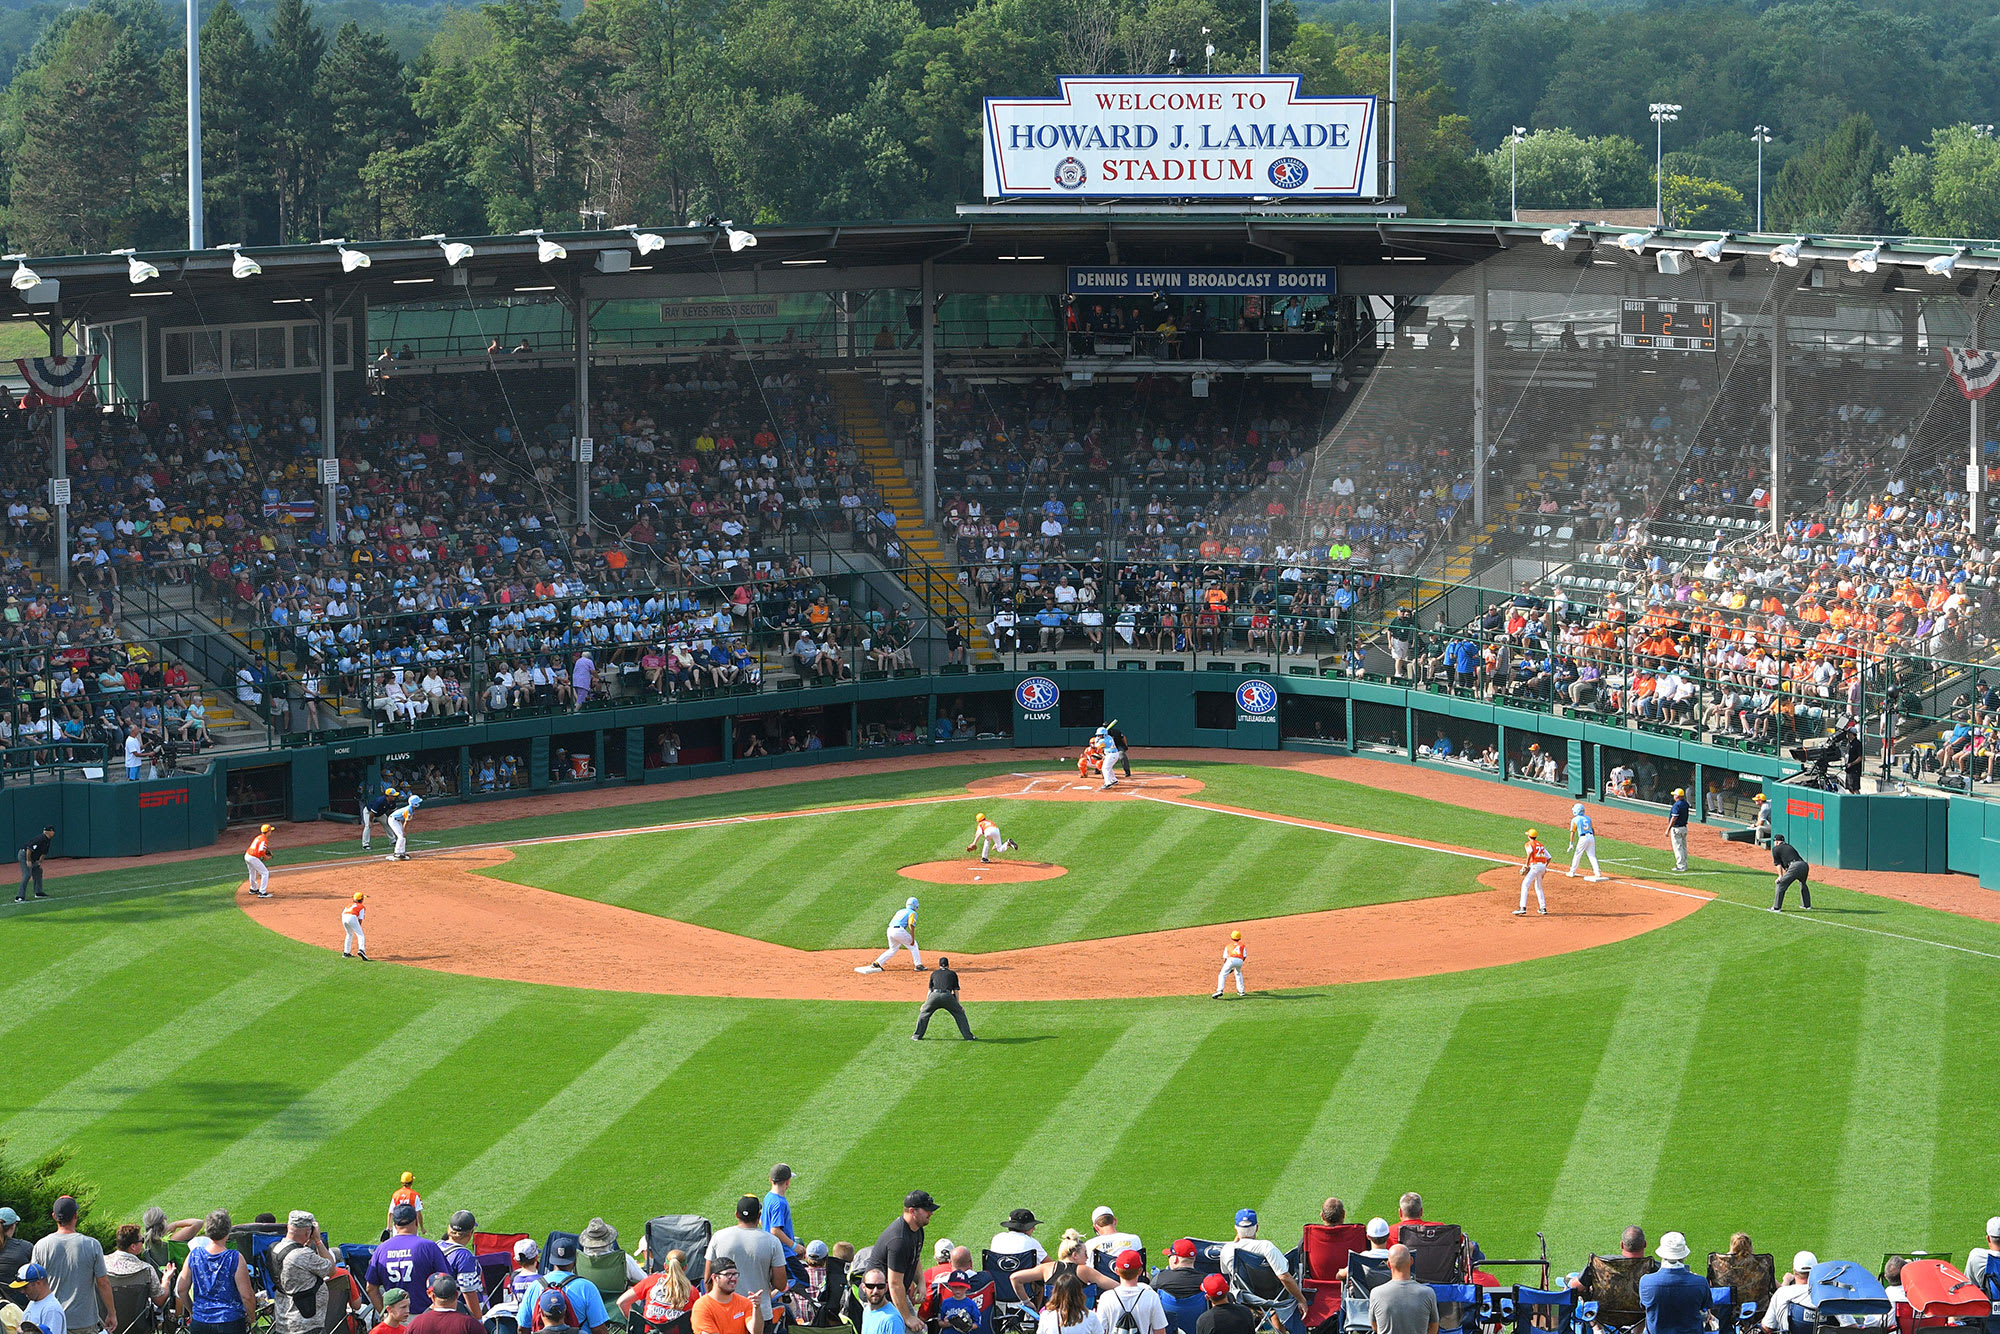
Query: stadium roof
[[9, 216, 1994, 327]]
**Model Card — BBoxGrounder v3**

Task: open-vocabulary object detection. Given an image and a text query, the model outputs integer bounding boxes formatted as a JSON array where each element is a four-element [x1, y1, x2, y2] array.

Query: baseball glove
[[965, 844, 976, 852]]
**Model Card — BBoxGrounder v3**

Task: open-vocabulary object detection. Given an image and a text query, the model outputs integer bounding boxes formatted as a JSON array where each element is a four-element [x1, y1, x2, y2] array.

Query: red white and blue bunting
[[1946, 347, 2000, 401], [15, 355, 97, 406]]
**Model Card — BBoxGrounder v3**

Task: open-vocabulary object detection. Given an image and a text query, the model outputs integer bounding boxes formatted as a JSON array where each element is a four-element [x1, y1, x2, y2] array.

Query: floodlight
[[5, 256, 40, 291], [1694, 233, 1731, 262], [1925, 247, 1964, 277], [112, 249, 160, 283], [1540, 226, 1576, 250], [537, 236, 568, 263], [1770, 238, 1806, 267], [619, 225, 666, 255], [1847, 243, 1882, 274], [1616, 229, 1657, 254]]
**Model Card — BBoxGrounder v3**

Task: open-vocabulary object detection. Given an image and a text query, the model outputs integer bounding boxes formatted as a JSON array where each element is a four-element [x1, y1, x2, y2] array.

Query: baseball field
[[14, 753, 2000, 1269]]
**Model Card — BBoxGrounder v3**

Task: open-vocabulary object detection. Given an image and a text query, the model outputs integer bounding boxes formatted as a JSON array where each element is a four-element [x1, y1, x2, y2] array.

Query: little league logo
[[1236, 679, 1277, 715], [1053, 157, 1088, 190], [1268, 157, 1310, 190], [1016, 675, 1061, 711]]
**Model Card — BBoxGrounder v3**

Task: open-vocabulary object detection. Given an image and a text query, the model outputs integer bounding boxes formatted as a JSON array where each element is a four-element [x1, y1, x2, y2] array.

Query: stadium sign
[[984, 76, 1378, 200], [1068, 267, 1337, 296], [1235, 679, 1278, 723], [1016, 675, 1060, 721]]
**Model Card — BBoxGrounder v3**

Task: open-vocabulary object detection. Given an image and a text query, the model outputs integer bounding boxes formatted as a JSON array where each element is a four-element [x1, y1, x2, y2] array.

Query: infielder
[[384, 792, 423, 861], [245, 823, 274, 898], [362, 786, 399, 850], [856, 896, 923, 973], [1095, 726, 1122, 789], [1566, 803, 1605, 880], [342, 892, 370, 960], [965, 812, 1017, 863], [1514, 828, 1550, 916], [1213, 930, 1246, 998]]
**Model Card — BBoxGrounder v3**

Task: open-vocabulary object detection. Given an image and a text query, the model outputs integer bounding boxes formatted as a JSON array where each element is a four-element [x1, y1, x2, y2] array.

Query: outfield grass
[[12, 760, 2000, 1274]]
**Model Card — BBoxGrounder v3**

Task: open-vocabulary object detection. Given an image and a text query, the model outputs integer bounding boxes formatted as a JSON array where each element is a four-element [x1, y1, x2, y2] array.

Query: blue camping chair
[[1226, 1247, 1304, 1334], [541, 1233, 580, 1278], [1184, 1242, 1228, 1278], [1158, 1290, 1207, 1334], [1428, 1284, 1479, 1334], [1511, 1285, 1575, 1334], [1344, 1255, 1392, 1334]]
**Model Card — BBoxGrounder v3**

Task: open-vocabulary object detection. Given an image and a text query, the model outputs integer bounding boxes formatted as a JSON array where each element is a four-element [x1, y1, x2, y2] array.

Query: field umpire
[[912, 957, 975, 1041], [15, 824, 52, 902], [1771, 837, 1812, 911]]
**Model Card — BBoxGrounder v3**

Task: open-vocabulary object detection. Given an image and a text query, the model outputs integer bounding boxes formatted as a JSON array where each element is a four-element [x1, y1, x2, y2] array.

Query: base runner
[[384, 793, 423, 861], [1567, 803, 1605, 880], [1514, 828, 1550, 916], [856, 896, 923, 974], [1213, 930, 1246, 998], [245, 823, 274, 898], [343, 892, 370, 960]]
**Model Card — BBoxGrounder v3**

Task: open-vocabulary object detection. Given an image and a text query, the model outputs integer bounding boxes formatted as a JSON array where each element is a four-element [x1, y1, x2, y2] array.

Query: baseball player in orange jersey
[[342, 892, 369, 960], [1213, 930, 1247, 997], [965, 812, 1017, 863], [245, 823, 274, 898], [388, 1172, 423, 1233], [1077, 737, 1104, 782], [1514, 828, 1551, 916]]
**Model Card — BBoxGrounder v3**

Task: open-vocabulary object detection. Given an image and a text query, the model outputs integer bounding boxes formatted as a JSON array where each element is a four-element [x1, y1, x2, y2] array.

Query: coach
[[912, 958, 975, 1041], [1771, 838, 1812, 912]]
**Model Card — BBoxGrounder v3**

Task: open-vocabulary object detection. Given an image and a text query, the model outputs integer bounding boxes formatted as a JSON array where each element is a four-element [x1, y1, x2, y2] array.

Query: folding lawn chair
[[1576, 1256, 1651, 1334], [1302, 1226, 1370, 1334], [981, 1249, 1040, 1331], [1184, 1241, 1228, 1278], [1344, 1254, 1392, 1333], [1509, 1285, 1575, 1334], [1399, 1226, 1473, 1286], [1706, 1254, 1777, 1330], [1428, 1284, 1480, 1334], [643, 1217, 713, 1285]]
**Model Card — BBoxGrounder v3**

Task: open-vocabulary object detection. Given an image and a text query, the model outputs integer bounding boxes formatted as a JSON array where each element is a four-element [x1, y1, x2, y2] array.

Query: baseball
[[973, 874, 982, 881]]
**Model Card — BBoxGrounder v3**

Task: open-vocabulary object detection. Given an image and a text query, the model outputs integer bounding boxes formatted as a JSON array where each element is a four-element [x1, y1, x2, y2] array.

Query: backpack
[[1110, 1290, 1146, 1334], [532, 1274, 580, 1333], [269, 1240, 324, 1319]]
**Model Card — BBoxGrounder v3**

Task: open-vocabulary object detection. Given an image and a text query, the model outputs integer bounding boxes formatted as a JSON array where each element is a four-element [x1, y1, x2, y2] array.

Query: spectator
[[1320, 1202, 1347, 1227], [867, 1192, 936, 1334], [175, 1212, 255, 1334], [1192, 1276, 1253, 1334], [1153, 1242, 1202, 1303], [1093, 1252, 1166, 1334], [270, 1212, 335, 1334], [1965, 1219, 2000, 1289], [574, 1221, 642, 1316], [1337, 1220, 1392, 1282], [857, 1269, 901, 1334], [762, 1167, 800, 1262], [104, 1226, 169, 1327], [13, 1265, 70, 1334], [1570, 1228, 1654, 1296], [1760, 1254, 1818, 1333], [1367, 1246, 1437, 1334], [1638, 1234, 1706, 1334], [1039, 1273, 1101, 1334], [620, 1251, 694, 1334], [0, 1209, 33, 1288], [137, 1212, 198, 1279], [515, 1239, 610, 1334], [406, 1275, 482, 1334], [688, 1260, 753, 1334], [438, 1213, 484, 1321], [1218, 1211, 1306, 1310], [367, 1206, 449, 1316], [989, 1211, 1046, 1265], [34, 1196, 113, 1334], [707, 1199, 786, 1332], [1087, 1212, 1142, 1272]]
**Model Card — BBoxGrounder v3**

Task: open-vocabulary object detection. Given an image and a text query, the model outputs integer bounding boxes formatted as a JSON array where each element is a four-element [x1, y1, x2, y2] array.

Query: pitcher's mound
[[965, 771, 1205, 801], [898, 860, 1069, 884]]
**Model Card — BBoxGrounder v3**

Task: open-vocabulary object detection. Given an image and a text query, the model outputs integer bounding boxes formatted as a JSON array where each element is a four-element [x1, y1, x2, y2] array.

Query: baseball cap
[[1657, 1233, 1690, 1262], [513, 1239, 540, 1262], [1092, 1206, 1115, 1222], [1793, 1252, 1819, 1273], [0, 1208, 19, 1226], [11, 1264, 48, 1288], [905, 1190, 939, 1211], [400, 1171, 415, 1185], [1201, 1275, 1230, 1298], [288, 1211, 317, 1230], [381, 1289, 409, 1309], [805, 1241, 829, 1261], [737, 1194, 761, 1222], [450, 1210, 476, 1232], [1164, 1240, 1196, 1259], [1988, 1218, 2000, 1239], [1234, 1209, 1258, 1228], [771, 1163, 793, 1184], [549, 1238, 577, 1266], [50, 1197, 76, 1222], [1366, 1218, 1390, 1241], [934, 1239, 955, 1260], [428, 1273, 459, 1299], [390, 1203, 418, 1226], [1115, 1249, 1144, 1273], [709, 1257, 739, 1276], [1007, 1209, 1041, 1231], [537, 1290, 569, 1316], [944, 1271, 975, 1290]]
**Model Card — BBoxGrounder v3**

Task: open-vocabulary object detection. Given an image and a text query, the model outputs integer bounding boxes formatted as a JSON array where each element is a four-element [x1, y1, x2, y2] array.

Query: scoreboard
[[1619, 299, 1717, 351]]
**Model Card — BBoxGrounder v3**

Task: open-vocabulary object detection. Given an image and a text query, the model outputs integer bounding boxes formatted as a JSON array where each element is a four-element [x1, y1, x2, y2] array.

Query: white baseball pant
[[874, 926, 921, 969], [1100, 747, 1121, 787], [1216, 957, 1245, 994], [1519, 864, 1547, 911], [388, 811, 409, 856], [1669, 825, 1688, 870], [245, 854, 269, 895], [361, 806, 374, 848], [1569, 834, 1601, 878], [342, 912, 366, 955], [976, 829, 1004, 857]]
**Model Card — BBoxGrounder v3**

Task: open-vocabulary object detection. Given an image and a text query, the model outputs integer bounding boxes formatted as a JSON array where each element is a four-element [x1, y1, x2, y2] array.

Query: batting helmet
[[906, 896, 919, 909], [1673, 788, 1685, 797], [353, 892, 365, 901], [260, 823, 274, 833], [1526, 829, 1538, 839], [976, 812, 986, 821], [1573, 803, 1585, 815], [385, 787, 400, 797], [1229, 930, 1241, 940]]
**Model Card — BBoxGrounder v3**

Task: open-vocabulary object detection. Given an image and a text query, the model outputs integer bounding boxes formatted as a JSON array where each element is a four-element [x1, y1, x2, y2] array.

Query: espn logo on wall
[[138, 788, 189, 808], [1784, 797, 1822, 820]]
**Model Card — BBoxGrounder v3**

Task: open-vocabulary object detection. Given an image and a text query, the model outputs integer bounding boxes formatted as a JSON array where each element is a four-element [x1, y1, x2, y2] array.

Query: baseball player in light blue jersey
[[385, 792, 424, 861], [1567, 802, 1605, 880], [1095, 726, 1122, 789], [856, 896, 923, 973]]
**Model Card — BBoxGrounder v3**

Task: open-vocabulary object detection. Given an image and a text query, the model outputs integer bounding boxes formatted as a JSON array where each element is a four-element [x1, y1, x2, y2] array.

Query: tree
[[1477, 128, 1649, 214], [575, 0, 726, 224], [2, 10, 172, 252], [1768, 113, 1884, 234], [1661, 172, 1745, 228], [267, 0, 331, 239], [1877, 123, 2000, 238]]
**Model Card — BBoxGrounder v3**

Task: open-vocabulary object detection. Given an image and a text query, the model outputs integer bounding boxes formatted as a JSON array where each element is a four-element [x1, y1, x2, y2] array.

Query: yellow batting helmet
[[400, 1171, 414, 1184], [976, 812, 986, 821], [1230, 931, 1242, 940], [1526, 829, 1538, 839], [353, 892, 365, 901], [260, 823, 274, 833]]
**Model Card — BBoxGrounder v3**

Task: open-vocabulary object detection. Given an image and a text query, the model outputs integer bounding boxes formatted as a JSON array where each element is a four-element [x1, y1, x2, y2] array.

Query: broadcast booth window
[[1058, 689, 1104, 730]]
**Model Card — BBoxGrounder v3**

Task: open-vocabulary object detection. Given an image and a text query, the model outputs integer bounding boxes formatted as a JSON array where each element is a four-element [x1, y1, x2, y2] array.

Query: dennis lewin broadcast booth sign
[[984, 75, 1378, 199]]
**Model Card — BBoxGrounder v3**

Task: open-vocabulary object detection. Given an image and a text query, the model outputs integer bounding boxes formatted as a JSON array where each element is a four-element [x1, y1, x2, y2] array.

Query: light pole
[[1202, 25, 1213, 73], [1752, 124, 1772, 231], [1650, 102, 1681, 227], [1509, 126, 1526, 221], [1386, 0, 1398, 197], [187, 0, 203, 248]]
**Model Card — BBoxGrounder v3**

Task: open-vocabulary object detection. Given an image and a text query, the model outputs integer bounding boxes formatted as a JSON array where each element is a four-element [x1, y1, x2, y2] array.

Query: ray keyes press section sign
[[984, 75, 1378, 199]]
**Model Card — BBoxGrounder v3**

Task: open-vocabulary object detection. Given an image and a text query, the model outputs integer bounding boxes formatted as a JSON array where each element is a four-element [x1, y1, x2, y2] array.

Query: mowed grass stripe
[[1145, 822, 1287, 925], [955, 1010, 1230, 1232], [159, 997, 510, 1212], [942, 803, 1137, 945], [1822, 949, 1949, 1258], [1538, 953, 1723, 1248], [737, 808, 941, 942], [704, 1025, 963, 1221], [431, 1006, 746, 1218], [1057, 814, 1255, 943], [1, 963, 325, 1160], [0, 921, 202, 1040], [1257, 999, 1468, 1226]]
